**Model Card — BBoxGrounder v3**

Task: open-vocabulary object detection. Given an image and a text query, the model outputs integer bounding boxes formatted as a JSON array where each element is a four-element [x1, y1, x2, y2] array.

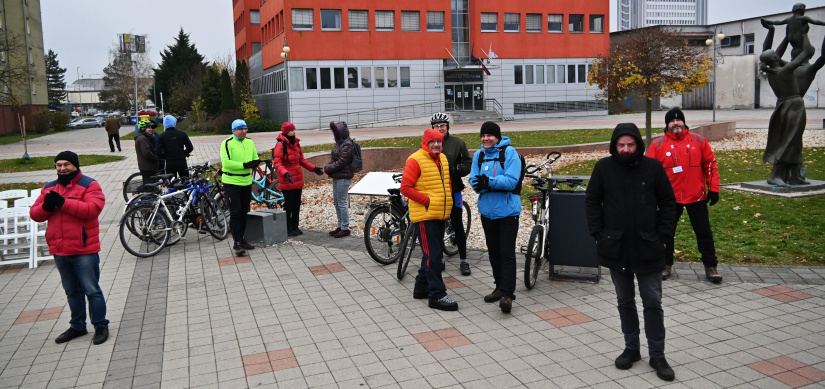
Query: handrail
[[484, 99, 504, 120], [318, 101, 444, 129]]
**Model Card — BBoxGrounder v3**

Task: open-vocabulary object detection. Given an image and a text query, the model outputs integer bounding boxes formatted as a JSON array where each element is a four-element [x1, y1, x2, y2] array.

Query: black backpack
[[349, 138, 363, 172], [476, 145, 526, 195]]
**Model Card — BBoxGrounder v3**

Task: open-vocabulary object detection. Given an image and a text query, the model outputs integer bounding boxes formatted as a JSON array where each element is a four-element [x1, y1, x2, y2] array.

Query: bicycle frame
[[251, 159, 284, 205], [138, 179, 212, 235]]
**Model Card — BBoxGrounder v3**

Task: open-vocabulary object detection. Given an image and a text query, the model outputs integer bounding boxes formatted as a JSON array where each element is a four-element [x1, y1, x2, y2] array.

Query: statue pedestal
[[735, 179, 825, 197]]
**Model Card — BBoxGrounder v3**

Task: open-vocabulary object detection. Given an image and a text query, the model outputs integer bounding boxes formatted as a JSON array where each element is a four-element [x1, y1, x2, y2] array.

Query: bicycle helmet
[[137, 120, 151, 131], [430, 112, 450, 128]]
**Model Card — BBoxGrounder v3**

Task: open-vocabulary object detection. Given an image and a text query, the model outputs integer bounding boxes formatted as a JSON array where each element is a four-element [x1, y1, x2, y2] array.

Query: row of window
[[481, 13, 604, 33], [292, 9, 446, 32], [647, 5, 697, 10], [514, 64, 591, 85], [646, 12, 697, 17], [254, 66, 413, 94], [647, 20, 697, 25]]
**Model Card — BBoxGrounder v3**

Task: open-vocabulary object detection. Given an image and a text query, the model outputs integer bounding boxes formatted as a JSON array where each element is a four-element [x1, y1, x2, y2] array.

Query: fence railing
[[318, 101, 444, 129]]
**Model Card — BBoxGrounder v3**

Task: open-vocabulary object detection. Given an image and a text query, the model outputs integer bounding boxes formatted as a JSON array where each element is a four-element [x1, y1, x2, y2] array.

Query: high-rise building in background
[[618, 0, 707, 31]]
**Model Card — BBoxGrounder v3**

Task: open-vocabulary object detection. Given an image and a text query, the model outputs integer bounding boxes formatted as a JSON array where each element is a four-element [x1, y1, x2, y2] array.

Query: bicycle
[[123, 160, 167, 202], [250, 159, 284, 209], [363, 174, 409, 266]]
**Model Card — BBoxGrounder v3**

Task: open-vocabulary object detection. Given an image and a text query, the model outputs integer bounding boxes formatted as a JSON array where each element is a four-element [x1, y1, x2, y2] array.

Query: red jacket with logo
[[29, 172, 105, 256], [646, 128, 719, 204], [272, 134, 317, 191]]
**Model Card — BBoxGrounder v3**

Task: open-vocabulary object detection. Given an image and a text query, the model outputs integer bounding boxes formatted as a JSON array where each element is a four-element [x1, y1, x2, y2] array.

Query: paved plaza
[[1, 110, 825, 388]]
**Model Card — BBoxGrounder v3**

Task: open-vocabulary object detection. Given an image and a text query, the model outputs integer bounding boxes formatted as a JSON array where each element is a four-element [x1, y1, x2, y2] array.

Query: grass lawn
[[0, 132, 53, 145], [551, 147, 825, 266], [0, 155, 125, 173]]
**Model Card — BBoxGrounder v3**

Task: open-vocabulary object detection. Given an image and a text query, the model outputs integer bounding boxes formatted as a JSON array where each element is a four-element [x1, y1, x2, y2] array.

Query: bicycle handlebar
[[525, 151, 563, 175]]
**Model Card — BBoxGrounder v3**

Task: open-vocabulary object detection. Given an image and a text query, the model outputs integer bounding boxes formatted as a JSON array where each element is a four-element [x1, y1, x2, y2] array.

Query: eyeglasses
[[433, 124, 448, 129]]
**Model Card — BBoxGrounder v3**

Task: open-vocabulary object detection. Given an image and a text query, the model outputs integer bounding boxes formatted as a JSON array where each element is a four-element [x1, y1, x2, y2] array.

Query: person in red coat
[[29, 151, 110, 345], [272, 122, 323, 236]]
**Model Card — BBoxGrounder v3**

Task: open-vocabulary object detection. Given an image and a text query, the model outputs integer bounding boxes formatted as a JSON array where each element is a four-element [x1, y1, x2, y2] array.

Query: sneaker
[[649, 357, 675, 381], [55, 327, 88, 344], [294, 228, 303, 235], [238, 240, 255, 250], [232, 242, 246, 256], [429, 295, 458, 311], [499, 297, 513, 313], [333, 229, 351, 238], [329, 227, 341, 236], [705, 266, 723, 283], [615, 349, 641, 370], [460, 262, 471, 276], [483, 288, 502, 303], [287, 230, 298, 237], [93, 326, 109, 345], [413, 289, 428, 299], [662, 265, 672, 280]]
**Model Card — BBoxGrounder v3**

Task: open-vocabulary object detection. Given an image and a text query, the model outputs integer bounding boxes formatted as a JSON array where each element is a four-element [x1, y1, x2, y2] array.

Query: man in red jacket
[[30, 151, 110, 345], [646, 108, 722, 283]]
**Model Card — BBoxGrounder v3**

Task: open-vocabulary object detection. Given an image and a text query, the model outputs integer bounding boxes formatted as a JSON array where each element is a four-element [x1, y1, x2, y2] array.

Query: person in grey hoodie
[[324, 122, 355, 238]]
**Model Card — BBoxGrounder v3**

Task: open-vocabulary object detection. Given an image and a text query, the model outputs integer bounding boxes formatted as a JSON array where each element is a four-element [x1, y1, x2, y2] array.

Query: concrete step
[[451, 110, 503, 124]]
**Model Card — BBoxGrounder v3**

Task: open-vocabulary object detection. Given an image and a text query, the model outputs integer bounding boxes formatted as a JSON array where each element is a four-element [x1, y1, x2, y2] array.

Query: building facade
[[618, 0, 707, 31], [236, 0, 610, 129], [234, 0, 262, 62], [0, 0, 48, 135]]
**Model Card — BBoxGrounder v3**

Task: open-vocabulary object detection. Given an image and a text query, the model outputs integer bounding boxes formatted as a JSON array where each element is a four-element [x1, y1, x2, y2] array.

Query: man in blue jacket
[[469, 121, 522, 314]]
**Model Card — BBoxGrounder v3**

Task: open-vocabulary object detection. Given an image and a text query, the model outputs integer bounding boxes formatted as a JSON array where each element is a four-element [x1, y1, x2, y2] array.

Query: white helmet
[[430, 112, 450, 127]]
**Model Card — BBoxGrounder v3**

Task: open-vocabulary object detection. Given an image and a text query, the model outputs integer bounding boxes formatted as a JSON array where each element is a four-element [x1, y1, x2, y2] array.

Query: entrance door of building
[[445, 84, 483, 111]]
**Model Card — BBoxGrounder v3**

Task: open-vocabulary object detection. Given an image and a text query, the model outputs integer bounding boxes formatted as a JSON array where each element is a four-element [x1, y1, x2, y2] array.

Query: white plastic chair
[[0, 207, 34, 268], [30, 188, 42, 198], [14, 197, 36, 208], [0, 190, 28, 208]]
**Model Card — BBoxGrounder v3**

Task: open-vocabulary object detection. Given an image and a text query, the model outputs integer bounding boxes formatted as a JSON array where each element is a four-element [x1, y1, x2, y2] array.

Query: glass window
[[557, 65, 565, 84], [514, 65, 523, 85], [548, 14, 562, 32], [536, 65, 544, 83], [321, 68, 332, 89], [334, 67, 345, 88], [504, 13, 519, 32], [349, 10, 368, 30], [401, 11, 420, 31], [589, 15, 604, 32], [400, 67, 410, 87], [526, 14, 541, 32], [292, 9, 313, 30], [481, 13, 497, 32], [578, 64, 586, 83], [376, 10, 394, 31], [525, 65, 534, 84], [305, 68, 318, 89], [547, 65, 555, 83], [427, 11, 445, 31], [375, 67, 385, 87], [387, 67, 398, 87], [347, 67, 359, 88], [290, 68, 304, 91], [361, 67, 372, 88], [321, 10, 341, 30], [569, 14, 584, 32], [250, 10, 261, 25], [567, 64, 576, 83]]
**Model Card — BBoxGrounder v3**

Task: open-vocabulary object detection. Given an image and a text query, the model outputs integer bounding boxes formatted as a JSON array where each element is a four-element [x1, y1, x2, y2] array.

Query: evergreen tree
[[233, 60, 250, 106], [219, 68, 235, 113], [151, 29, 207, 113], [100, 53, 139, 112], [45, 49, 67, 109], [199, 65, 221, 117]]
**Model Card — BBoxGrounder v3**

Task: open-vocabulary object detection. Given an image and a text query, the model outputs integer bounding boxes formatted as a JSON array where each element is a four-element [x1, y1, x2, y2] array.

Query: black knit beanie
[[664, 108, 686, 127], [54, 151, 80, 169], [480, 121, 501, 140]]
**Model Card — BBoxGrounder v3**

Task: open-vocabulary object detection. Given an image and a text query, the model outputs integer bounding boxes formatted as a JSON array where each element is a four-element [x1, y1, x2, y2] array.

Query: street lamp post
[[705, 27, 725, 122], [281, 38, 291, 123], [76, 67, 81, 111]]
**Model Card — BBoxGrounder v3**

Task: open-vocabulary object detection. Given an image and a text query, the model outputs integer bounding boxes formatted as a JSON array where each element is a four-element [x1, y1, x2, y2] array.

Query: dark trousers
[[665, 201, 717, 267], [108, 134, 121, 151], [139, 170, 155, 186], [283, 188, 303, 231], [610, 268, 665, 358], [448, 203, 467, 259], [224, 183, 251, 243], [413, 220, 447, 301], [165, 159, 189, 179], [480, 215, 519, 299]]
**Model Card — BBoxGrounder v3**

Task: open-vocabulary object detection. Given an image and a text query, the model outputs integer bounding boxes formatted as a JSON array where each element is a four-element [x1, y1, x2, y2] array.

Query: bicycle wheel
[[363, 206, 404, 265], [263, 180, 284, 209], [443, 202, 471, 256], [200, 195, 229, 240], [524, 225, 544, 290], [209, 187, 230, 223], [120, 205, 170, 257], [397, 223, 417, 280], [122, 172, 143, 202]]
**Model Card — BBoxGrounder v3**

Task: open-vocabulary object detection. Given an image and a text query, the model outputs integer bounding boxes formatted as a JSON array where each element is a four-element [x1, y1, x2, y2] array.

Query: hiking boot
[[662, 265, 672, 280], [429, 295, 458, 311], [499, 297, 513, 313], [413, 289, 428, 299], [55, 327, 88, 344], [288, 230, 299, 237], [294, 228, 303, 235], [93, 326, 109, 345], [615, 349, 641, 370], [705, 266, 723, 283], [232, 242, 247, 256], [484, 288, 502, 303], [238, 240, 255, 250], [649, 357, 675, 381], [333, 229, 351, 238], [460, 262, 471, 276], [329, 227, 341, 236]]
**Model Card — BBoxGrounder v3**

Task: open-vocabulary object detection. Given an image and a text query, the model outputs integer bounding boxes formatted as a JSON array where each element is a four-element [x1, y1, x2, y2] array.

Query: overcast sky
[[42, 0, 811, 84]]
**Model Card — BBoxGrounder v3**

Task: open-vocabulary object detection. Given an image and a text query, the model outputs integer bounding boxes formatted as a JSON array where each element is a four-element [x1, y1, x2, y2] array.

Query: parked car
[[68, 118, 101, 129]]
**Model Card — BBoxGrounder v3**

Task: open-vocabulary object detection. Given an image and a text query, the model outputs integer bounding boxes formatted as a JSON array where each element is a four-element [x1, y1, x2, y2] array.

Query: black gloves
[[313, 167, 324, 176], [471, 175, 489, 191], [243, 159, 262, 169], [707, 191, 719, 206], [284, 173, 295, 184], [43, 191, 65, 212]]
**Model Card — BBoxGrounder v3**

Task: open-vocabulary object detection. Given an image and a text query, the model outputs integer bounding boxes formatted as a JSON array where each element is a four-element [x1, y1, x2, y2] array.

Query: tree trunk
[[645, 98, 653, 145]]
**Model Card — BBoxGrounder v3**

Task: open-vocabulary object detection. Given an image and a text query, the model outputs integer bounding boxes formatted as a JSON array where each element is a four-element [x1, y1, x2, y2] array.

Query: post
[[712, 25, 717, 122], [133, 57, 138, 116]]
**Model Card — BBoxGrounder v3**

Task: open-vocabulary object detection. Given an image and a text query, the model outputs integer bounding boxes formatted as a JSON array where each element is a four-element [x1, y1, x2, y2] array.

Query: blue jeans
[[332, 178, 351, 230], [610, 268, 665, 358], [53, 253, 109, 330]]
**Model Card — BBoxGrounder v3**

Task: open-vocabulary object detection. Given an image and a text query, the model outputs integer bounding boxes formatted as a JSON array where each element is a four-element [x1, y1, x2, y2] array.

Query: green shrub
[[249, 119, 280, 133], [190, 121, 218, 133], [50, 111, 71, 131], [31, 110, 52, 134], [213, 110, 241, 133]]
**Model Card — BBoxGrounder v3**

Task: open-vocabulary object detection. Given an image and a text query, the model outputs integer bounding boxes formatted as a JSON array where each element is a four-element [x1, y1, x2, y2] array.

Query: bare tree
[[99, 41, 153, 113], [0, 32, 34, 106]]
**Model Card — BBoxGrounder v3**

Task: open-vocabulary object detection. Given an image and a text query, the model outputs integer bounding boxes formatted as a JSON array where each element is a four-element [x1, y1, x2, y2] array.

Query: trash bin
[[546, 178, 600, 283]]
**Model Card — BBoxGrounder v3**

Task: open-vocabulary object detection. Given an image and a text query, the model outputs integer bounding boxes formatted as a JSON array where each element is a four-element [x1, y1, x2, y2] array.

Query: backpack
[[349, 138, 363, 172], [273, 139, 301, 161], [476, 145, 526, 195]]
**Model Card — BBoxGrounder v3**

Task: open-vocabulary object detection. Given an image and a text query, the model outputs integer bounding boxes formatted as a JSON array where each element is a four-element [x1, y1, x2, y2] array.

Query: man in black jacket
[[156, 115, 194, 178], [585, 123, 677, 381], [430, 112, 472, 275]]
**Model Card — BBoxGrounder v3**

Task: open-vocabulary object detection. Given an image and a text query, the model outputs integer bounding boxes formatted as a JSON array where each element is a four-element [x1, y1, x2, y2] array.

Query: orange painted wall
[[233, 0, 262, 61]]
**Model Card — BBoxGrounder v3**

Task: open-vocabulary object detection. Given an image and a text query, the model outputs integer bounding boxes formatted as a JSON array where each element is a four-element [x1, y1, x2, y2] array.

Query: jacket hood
[[330, 122, 350, 143], [421, 129, 444, 158], [609, 123, 645, 161], [163, 115, 177, 129], [482, 136, 512, 156]]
